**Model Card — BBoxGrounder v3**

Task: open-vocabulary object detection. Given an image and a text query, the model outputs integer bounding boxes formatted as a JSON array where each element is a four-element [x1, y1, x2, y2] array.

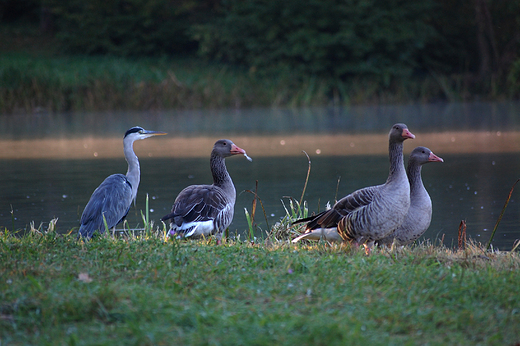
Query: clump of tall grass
[[266, 197, 309, 243]]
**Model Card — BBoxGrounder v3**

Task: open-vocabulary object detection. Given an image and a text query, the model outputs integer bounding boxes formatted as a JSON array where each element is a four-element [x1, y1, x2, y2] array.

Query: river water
[[1, 101, 520, 250]]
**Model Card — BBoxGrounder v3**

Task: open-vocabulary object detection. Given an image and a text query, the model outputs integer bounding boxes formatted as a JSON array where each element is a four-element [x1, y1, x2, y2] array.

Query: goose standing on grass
[[78, 126, 166, 240], [161, 139, 252, 243], [292, 123, 415, 250], [377, 146, 443, 247]]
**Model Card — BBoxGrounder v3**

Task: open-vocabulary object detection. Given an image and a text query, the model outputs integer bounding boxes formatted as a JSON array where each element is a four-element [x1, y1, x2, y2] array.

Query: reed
[[243, 180, 270, 243], [457, 220, 467, 250], [140, 193, 151, 238], [244, 207, 255, 242], [1, 53, 513, 114], [485, 178, 520, 250]]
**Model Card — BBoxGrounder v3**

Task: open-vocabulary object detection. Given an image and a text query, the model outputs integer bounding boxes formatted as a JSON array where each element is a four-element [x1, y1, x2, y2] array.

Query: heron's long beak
[[144, 130, 167, 137]]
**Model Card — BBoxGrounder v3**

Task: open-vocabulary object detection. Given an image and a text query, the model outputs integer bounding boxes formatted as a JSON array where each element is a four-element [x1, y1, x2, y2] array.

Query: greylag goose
[[161, 139, 251, 242], [292, 123, 414, 248], [377, 146, 443, 246], [78, 126, 166, 239]]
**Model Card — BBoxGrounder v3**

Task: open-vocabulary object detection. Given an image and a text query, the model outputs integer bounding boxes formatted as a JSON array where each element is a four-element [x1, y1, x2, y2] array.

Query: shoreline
[[0, 131, 518, 159]]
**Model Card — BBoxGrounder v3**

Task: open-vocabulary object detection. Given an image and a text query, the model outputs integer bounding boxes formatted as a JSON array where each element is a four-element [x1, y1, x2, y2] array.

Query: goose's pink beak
[[230, 144, 246, 155], [402, 128, 415, 139], [429, 152, 444, 162]]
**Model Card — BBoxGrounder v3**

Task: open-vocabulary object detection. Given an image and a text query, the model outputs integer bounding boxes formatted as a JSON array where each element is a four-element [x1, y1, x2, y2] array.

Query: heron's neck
[[387, 141, 406, 183], [124, 140, 140, 200]]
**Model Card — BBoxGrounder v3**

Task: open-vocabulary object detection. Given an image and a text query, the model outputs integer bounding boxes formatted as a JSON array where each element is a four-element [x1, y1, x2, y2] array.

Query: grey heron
[[78, 126, 166, 240]]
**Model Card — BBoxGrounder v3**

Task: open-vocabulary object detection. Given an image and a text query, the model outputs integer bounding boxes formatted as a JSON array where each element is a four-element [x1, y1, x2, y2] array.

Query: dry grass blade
[[244, 181, 269, 233], [458, 220, 467, 250], [511, 239, 520, 253], [299, 150, 311, 207], [485, 178, 520, 250], [334, 176, 341, 203], [251, 181, 258, 223]]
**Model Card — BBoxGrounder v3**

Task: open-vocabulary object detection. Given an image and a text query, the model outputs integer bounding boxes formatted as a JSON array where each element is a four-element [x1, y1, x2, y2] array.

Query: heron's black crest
[[124, 126, 144, 138]]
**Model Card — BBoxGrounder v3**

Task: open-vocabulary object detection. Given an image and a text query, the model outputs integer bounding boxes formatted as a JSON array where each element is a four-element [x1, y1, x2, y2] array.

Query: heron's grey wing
[[162, 185, 229, 225], [79, 174, 133, 239]]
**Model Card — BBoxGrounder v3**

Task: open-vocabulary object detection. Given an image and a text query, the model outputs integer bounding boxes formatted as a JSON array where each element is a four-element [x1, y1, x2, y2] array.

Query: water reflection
[[1, 101, 520, 139], [1, 102, 520, 250]]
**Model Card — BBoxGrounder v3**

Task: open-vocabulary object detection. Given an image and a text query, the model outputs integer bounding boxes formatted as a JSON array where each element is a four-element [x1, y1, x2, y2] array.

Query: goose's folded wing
[[162, 185, 228, 225], [298, 185, 380, 231]]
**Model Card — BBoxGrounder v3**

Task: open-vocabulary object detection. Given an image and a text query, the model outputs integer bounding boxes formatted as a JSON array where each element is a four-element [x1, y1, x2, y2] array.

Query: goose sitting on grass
[[292, 123, 414, 252]]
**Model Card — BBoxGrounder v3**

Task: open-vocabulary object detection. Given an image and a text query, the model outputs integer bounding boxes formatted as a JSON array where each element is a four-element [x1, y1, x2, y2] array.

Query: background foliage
[[2, 0, 518, 76], [195, 0, 437, 81], [0, 0, 519, 110], [42, 0, 213, 56]]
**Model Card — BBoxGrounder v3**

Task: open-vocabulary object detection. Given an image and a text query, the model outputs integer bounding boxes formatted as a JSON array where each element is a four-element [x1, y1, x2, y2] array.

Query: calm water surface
[[1, 101, 520, 249]]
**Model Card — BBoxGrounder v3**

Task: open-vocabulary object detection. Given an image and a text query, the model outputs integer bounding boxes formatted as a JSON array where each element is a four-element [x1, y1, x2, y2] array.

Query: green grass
[[3, 163, 520, 345], [1, 225, 520, 345]]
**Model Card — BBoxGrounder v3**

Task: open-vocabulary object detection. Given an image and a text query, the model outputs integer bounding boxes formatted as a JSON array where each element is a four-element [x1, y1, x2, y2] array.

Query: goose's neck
[[407, 163, 424, 195], [387, 141, 406, 183], [211, 152, 233, 189], [124, 139, 140, 200]]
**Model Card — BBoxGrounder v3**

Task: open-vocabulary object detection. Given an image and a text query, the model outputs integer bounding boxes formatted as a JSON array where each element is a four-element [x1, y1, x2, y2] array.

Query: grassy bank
[[1, 23, 519, 114], [0, 53, 429, 113], [1, 225, 520, 345], [1, 54, 516, 114], [2, 51, 517, 115]]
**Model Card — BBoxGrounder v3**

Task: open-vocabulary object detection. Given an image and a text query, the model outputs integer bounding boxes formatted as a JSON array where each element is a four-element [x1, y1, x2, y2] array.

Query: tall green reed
[[4, 53, 513, 114]]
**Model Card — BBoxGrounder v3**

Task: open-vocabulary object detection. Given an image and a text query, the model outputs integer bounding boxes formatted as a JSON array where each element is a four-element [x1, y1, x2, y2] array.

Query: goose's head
[[389, 123, 415, 143]]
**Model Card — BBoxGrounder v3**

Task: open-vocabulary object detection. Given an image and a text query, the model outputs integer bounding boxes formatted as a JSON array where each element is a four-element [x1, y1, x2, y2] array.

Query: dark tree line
[[1, 0, 519, 83]]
